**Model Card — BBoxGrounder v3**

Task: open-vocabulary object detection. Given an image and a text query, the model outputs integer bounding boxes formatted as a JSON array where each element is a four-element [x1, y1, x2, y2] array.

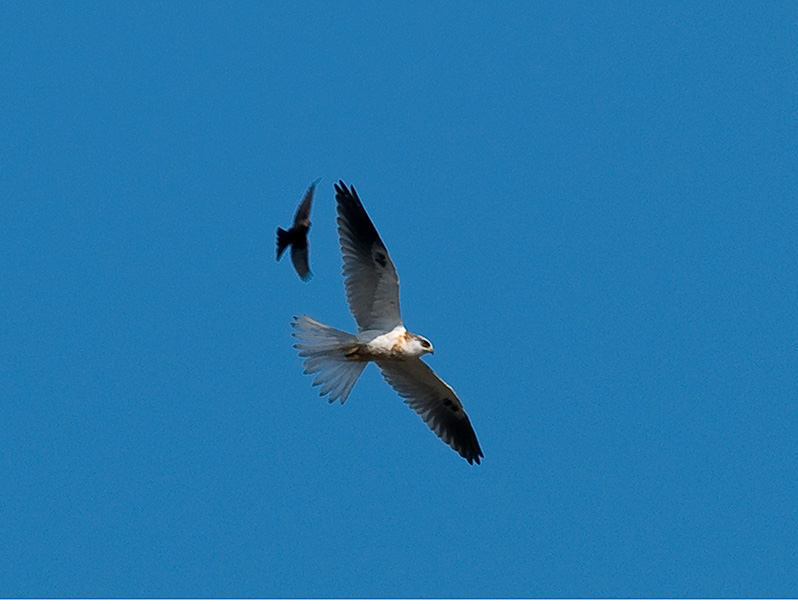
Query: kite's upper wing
[[335, 181, 402, 332], [293, 180, 317, 224], [377, 358, 483, 465]]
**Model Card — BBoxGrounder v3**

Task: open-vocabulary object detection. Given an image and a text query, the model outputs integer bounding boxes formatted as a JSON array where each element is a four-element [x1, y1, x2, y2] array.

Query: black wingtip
[[453, 415, 484, 466], [334, 180, 359, 202], [334, 180, 384, 252], [464, 448, 484, 465], [465, 450, 483, 465]]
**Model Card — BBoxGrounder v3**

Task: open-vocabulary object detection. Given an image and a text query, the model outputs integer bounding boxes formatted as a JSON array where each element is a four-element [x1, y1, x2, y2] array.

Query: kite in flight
[[291, 181, 483, 464], [276, 180, 318, 280]]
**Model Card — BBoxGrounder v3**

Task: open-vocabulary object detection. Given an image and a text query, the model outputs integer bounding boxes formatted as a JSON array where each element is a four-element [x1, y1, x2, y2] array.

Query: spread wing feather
[[377, 358, 484, 465], [335, 181, 402, 333]]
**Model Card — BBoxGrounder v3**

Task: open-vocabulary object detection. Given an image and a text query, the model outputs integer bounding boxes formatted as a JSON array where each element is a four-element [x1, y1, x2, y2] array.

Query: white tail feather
[[291, 315, 367, 403]]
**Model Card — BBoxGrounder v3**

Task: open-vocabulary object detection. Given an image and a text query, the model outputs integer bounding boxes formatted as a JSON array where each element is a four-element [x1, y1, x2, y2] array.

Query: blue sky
[[2, 1, 796, 598]]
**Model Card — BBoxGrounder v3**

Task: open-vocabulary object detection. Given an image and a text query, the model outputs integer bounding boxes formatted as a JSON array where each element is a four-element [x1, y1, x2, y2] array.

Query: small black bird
[[276, 180, 318, 280]]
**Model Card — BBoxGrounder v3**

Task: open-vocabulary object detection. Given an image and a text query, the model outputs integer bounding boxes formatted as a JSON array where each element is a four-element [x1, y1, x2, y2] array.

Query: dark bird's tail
[[276, 227, 291, 260]]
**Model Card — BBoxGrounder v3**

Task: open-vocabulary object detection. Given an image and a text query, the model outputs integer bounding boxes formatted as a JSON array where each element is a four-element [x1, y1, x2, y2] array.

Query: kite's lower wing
[[377, 358, 483, 465]]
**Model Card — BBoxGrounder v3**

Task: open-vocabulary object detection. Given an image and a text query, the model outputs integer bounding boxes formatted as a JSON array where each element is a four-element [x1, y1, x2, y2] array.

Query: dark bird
[[276, 180, 318, 280]]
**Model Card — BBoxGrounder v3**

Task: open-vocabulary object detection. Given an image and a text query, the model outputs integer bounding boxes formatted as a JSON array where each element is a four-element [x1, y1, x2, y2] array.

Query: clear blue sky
[[2, 1, 796, 598]]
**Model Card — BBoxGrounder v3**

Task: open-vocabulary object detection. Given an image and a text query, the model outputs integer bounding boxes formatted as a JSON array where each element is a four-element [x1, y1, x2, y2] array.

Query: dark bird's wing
[[291, 241, 311, 281], [293, 179, 318, 225], [335, 181, 402, 333], [377, 358, 483, 465], [276, 227, 291, 261]]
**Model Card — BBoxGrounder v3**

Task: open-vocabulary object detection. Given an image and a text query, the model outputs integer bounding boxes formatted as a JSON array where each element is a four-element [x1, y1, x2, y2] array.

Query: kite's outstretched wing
[[335, 181, 402, 333], [377, 358, 484, 465]]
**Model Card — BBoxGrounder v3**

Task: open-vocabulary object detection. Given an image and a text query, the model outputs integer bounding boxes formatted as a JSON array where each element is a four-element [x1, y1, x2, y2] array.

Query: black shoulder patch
[[442, 398, 459, 412]]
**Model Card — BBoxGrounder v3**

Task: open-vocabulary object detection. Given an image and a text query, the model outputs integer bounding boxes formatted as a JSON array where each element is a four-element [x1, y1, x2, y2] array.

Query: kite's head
[[408, 333, 434, 357]]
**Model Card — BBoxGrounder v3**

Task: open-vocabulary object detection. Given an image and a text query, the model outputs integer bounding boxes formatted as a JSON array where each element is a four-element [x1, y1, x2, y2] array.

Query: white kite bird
[[291, 181, 483, 465]]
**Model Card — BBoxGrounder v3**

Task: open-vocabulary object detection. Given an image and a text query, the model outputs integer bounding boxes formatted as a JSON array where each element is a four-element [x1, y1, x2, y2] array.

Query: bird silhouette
[[276, 179, 318, 280]]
